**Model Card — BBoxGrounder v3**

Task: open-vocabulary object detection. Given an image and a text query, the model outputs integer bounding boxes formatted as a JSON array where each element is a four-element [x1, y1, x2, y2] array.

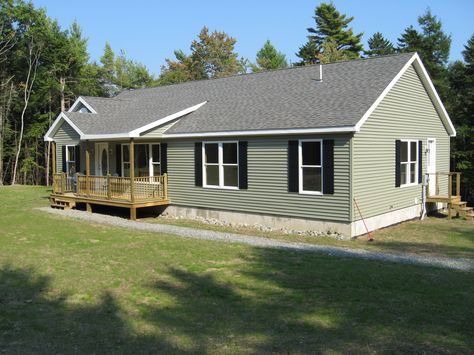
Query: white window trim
[[298, 139, 323, 195], [202, 141, 239, 190], [65, 144, 77, 174], [400, 139, 419, 188], [121, 143, 160, 177]]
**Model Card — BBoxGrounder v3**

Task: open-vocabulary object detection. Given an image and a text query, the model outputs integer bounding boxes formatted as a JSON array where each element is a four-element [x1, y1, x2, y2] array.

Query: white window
[[203, 142, 239, 189], [121, 143, 160, 177], [299, 139, 322, 194], [65, 145, 76, 175], [400, 140, 418, 187]]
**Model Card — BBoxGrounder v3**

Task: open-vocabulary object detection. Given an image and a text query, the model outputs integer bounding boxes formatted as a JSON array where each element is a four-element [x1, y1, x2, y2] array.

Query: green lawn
[[1, 186, 473, 353]]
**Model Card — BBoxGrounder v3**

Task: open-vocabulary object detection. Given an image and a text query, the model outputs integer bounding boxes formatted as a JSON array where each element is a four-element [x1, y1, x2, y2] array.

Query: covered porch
[[49, 139, 169, 220]]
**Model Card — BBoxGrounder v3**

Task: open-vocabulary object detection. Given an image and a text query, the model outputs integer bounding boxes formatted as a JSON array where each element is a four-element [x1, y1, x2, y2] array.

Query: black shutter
[[116, 144, 122, 176], [395, 140, 401, 187], [323, 140, 334, 194], [75, 145, 81, 173], [61, 145, 66, 173], [288, 140, 299, 192], [418, 140, 423, 184], [195, 142, 202, 187], [238, 141, 248, 189], [160, 143, 168, 174]]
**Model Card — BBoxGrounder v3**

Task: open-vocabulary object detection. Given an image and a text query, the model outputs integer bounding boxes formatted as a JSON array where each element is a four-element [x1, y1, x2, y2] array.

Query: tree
[[251, 40, 288, 72], [447, 35, 474, 203], [100, 41, 115, 82], [158, 26, 247, 84], [114, 49, 154, 89], [316, 40, 351, 63], [398, 9, 451, 97], [297, 2, 363, 64], [365, 32, 395, 57]]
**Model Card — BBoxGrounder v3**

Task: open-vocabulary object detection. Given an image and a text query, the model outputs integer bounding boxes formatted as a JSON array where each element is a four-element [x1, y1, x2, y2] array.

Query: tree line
[[0, 1, 472, 202]]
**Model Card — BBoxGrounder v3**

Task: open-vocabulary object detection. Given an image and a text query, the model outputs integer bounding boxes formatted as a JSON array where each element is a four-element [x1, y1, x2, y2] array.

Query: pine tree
[[251, 40, 288, 72], [297, 2, 363, 64], [365, 32, 395, 57], [398, 10, 451, 97], [100, 42, 115, 82], [447, 34, 474, 203]]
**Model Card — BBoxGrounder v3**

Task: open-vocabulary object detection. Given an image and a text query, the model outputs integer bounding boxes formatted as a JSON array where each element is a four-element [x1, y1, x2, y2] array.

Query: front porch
[[51, 173, 169, 220], [49, 139, 169, 220]]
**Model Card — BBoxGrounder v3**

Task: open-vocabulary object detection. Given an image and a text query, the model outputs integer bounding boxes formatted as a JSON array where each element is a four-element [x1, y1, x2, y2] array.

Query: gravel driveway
[[37, 207, 474, 272]]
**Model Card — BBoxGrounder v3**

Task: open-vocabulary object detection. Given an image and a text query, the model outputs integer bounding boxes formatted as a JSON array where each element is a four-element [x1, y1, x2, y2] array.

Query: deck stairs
[[50, 196, 76, 210], [449, 197, 474, 220]]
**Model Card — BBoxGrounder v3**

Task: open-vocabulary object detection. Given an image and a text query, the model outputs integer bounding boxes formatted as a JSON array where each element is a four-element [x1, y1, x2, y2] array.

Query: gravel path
[[36, 207, 474, 272]]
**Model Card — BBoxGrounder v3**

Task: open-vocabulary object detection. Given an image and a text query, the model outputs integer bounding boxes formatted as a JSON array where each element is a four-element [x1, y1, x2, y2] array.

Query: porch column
[[130, 138, 135, 204], [51, 141, 56, 176], [86, 143, 90, 196]]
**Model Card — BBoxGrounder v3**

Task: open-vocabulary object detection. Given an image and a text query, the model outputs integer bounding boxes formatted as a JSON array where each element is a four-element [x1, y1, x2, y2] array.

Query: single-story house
[[44, 52, 465, 237]]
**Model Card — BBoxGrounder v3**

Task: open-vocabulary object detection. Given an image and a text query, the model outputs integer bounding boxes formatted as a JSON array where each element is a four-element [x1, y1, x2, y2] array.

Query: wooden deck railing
[[52, 173, 74, 194], [426, 172, 461, 199], [52, 173, 168, 203]]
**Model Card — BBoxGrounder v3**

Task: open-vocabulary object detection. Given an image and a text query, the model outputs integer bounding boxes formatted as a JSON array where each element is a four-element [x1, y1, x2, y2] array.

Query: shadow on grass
[[2, 248, 474, 353], [0, 265, 184, 353]]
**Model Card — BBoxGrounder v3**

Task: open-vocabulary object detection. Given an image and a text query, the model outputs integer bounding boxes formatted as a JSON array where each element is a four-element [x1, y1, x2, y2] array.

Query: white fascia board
[[355, 53, 456, 137], [43, 112, 85, 141], [162, 125, 356, 139], [81, 133, 132, 141], [68, 96, 97, 114], [129, 101, 207, 137]]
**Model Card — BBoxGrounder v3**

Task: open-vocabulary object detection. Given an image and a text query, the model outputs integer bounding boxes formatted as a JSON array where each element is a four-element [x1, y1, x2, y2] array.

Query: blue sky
[[33, 0, 474, 76]]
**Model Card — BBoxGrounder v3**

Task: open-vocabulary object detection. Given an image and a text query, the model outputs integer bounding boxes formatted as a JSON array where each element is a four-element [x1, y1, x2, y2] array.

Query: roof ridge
[[115, 52, 417, 96]]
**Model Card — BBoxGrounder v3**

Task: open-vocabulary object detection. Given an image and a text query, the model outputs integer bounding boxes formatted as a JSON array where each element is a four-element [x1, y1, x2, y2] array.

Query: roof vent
[[318, 64, 323, 82]]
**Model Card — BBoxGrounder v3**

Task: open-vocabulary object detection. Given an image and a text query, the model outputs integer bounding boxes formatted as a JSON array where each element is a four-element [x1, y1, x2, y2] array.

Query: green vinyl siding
[[140, 120, 178, 138], [53, 120, 80, 173], [167, 135, 351, 222], [352, 64, 451, 220]]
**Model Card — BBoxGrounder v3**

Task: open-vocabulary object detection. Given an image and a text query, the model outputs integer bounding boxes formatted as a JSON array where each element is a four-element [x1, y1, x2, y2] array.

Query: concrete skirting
[[164, 205, 352, 237], [351, 204, 423, 237]]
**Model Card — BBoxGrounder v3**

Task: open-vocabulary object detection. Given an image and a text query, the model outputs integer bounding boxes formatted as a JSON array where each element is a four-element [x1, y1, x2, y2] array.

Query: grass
[[142, 211, 474, 260], [0, 185, 473, 353]]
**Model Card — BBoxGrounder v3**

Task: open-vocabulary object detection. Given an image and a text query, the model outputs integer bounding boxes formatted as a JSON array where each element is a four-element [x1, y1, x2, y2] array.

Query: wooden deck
[[51, 173, 170, 220], [425, 172, 473, 220]]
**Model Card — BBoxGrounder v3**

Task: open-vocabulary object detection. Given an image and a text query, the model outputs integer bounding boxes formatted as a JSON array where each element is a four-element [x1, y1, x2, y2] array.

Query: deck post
[[435, 173, 439, 195], [51, 141, 56, 176], [62, 172, 66, 194], [448, 174, 453, 219], [130, 139, 135, 203], [86, 144, 90, 197], [456, 173, 461, 197], [86, 203, 92, 213], [163, 173, 168, 200], [107, 174, 111, 199], [130, 207, 137, 221]]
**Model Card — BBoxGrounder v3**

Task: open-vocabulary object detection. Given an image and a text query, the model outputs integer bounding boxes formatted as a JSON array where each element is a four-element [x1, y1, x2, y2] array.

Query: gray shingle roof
[[66, 53, 415, 135]]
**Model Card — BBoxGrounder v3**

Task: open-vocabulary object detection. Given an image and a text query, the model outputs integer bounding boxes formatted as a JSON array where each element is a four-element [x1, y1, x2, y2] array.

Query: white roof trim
[[129, 101, 207, 137], [43, 112, 85, 141], [162, 125, 357, 139], [68, 96, 97, 114], [355, 53, 456, 137]]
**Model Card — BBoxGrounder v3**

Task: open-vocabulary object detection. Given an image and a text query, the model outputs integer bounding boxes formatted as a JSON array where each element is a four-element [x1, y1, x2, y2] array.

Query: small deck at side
[[51, 173, 170, 220], [425, 172, 473, 220]]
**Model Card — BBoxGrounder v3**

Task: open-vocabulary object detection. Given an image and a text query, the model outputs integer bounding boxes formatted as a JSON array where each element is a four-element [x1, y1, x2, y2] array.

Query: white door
[[95, 143, 109, 176], [426, 139, 436, 196]]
